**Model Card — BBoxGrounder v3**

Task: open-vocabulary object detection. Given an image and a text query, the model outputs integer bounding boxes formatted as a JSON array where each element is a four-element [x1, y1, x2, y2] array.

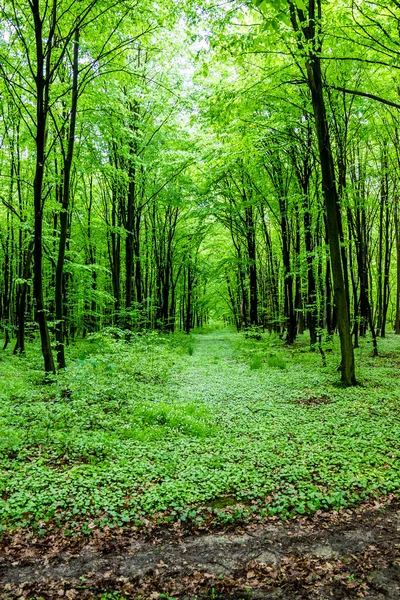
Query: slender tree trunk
[[280, 207, 296, 344], [83, 177, 97, 335], [395, 196, 400, 334], [226, 273, 240, 331], [309, 69, 354, 381], [55, 29, 79, 369], [134, 212, 142, 305], [109, 184, 121, 316], [14, 241, 34, 354], [294, 206, 304, 334], [32, 0, 55, 374], [304, 200, 317, 347], [259, 206, 279, 332], [381, 194, 392, 337], [288, 0, 355, 383], [185, 262, 192, 334], [2, 185, 13, 351], [245, 205, 258, 326], [125, 176, 135, 311]]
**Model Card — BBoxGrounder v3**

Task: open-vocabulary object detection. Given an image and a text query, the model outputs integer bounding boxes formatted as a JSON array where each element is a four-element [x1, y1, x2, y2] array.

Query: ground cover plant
[[1, 329, 399, 537]]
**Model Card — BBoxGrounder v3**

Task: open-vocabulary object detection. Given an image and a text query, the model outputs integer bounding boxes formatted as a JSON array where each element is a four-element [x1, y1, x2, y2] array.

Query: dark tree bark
[[294, 206, 304, 335], [14, 241, 34, 355], [376, 151, 386, 336], [381, 190, 392, 338], [83, 177, 97, 335], [226, 273, 241, 331], [125, 141, 136, 311], [245, 204, 258, 326], [152, 202, 179, 330], [110, 180, 121, 315], [263, 156, 296, 344], [1, 164, 14, 350], [185, 262, 193, 334], [134, 210, 143, 305], [55, 28, 80, 369], [288, 0, 355, 384], [259, 206, 280, 332], [395, 195, 400, 334], [31, 0, 56, 374], [289, 119, 316, 346]]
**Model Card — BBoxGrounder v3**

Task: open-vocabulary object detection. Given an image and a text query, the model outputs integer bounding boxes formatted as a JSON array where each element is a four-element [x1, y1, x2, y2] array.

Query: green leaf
[[293, 0, 307, 10]]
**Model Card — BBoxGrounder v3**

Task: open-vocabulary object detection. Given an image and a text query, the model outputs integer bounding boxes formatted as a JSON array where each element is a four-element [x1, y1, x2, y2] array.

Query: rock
[[310, 544, 339, 559], [369, 566, 400, 599], [254, 550, 279, 564]]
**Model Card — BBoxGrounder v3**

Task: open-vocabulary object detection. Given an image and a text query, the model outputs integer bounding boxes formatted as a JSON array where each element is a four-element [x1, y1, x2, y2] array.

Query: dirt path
[[1, 499, 399, 599]]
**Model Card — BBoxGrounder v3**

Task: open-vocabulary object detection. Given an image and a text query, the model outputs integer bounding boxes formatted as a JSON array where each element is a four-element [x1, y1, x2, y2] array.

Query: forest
[[0, 0, 400, 598]]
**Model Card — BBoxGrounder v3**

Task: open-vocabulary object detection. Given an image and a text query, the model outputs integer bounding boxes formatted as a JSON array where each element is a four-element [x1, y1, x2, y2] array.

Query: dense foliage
[[1, 0, 400, 384]]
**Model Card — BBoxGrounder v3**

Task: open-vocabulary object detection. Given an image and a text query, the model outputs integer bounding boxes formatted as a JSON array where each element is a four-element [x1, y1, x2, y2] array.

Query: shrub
[[249, 355, 263, 370], [267, 354, 286, 369]]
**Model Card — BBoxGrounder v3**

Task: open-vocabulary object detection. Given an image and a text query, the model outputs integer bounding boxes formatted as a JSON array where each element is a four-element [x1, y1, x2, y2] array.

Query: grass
[[0, 327, 400, 531]]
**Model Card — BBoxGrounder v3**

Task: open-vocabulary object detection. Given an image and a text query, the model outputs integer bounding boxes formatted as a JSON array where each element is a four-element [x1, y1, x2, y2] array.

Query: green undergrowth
[[1, 328, 400, 532]]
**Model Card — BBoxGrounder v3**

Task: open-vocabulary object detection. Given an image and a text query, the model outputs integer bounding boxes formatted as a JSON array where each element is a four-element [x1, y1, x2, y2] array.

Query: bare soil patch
[[296, 394, 332, 406], [1, 498, 399, 599]]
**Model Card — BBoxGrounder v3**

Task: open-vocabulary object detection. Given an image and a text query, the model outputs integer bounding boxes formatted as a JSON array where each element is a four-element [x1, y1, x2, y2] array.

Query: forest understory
[[1, 329, 399, 599]]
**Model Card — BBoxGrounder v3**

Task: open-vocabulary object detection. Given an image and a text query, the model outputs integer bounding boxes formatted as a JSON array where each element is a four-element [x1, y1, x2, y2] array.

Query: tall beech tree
[[251, 0, 355, 383], [54, 28, 80, 370], [289, 0, 355, 383]]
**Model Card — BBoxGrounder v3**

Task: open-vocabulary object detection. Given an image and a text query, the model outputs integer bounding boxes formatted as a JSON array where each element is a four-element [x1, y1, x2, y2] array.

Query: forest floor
[[1, 496, 399, 599], [1, 328, 400, 598]]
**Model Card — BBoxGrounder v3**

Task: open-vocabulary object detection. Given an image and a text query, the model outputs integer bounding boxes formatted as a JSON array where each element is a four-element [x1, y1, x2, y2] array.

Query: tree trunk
[[381, 191, 392, 337], [125, 177, 135, 311], [304, 200, 317, 347], [185, 262, 193, 334], [32, 0, 55, 374], [14, 241, 34, 355], [288, 0, 355, 383], [245, 205, 258, 326], [55, 28, 79, 369], [395, 196, 400, 334]]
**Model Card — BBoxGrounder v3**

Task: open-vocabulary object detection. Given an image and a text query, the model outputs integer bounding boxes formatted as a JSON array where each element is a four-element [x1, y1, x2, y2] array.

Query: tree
[[250, 0, 355, 383], [0, 0, 159, 371]]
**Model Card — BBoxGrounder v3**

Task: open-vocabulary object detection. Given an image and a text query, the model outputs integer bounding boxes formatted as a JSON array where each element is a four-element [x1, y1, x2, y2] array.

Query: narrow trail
[[1, 499, 399, 599], [1, 332, 399, 599]]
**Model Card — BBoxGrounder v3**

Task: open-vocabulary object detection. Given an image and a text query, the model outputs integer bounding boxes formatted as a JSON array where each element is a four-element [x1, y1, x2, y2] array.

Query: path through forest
[[1, 495, 399, 599], [1, 332, 399, 599]]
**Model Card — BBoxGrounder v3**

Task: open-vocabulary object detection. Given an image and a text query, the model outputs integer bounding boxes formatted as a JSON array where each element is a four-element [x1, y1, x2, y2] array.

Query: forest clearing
[[1, 0, 400, 597]]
